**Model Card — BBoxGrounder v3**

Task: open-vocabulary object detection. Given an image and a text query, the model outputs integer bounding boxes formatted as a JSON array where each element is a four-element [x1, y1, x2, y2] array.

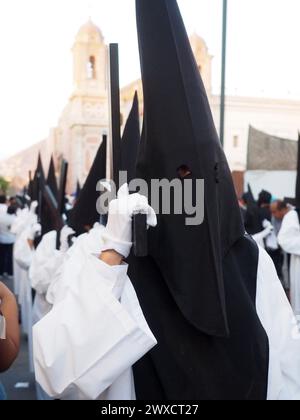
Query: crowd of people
[[1, 0, 300, 401], [239, 189, 300, 315]]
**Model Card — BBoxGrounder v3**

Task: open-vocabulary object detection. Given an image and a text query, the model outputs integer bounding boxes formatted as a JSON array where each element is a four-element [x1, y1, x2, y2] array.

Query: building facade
[[0, 20, 109, 193], [245, 127, 297, 199]]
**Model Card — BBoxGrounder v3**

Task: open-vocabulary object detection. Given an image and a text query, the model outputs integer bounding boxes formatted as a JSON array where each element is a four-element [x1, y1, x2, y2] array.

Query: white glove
[[102, 184, 157, 258], [30, 201, 38, 214], [60, 226, 76, 253], [28, 223, 42, 241], [262, 219, 274, 236]]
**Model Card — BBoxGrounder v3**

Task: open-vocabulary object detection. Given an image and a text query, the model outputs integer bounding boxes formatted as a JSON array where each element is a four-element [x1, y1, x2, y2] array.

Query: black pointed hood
[[41, 157, 59, 235], [69, 138, 107, 236], [47, 156, 59, 200], [31, 153, 45, 202], [258, 190, 272, 207], [76, 180, 81, 199], [36, 153, 45, 182], [133, 0, 245, 337], [243, 185, 265, 235], [120, 92, 141, 183], [242, 184, 256, 207], [247, 184, 256, 206]]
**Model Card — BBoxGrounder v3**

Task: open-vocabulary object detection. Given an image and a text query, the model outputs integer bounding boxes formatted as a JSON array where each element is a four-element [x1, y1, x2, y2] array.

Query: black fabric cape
[[128, 0, 269, 400], [132, 236, 269, 400], [47, 156, 59, 201]]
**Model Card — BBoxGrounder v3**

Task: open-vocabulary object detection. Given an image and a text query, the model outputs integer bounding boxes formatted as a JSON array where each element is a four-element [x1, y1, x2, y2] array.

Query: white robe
[[33, 224, 300, 400], [277, 210, 300, 315], [29, 231, 64, 324], [257, 246, 300, 400]]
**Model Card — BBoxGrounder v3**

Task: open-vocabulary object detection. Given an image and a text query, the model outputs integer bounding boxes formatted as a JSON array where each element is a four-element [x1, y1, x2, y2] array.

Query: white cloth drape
[[33, 253, 157, 400], [257, 246, 300, 400]]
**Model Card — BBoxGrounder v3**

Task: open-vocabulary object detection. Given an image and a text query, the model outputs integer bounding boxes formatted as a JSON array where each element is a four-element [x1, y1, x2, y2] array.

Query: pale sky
[[0, 0, 300, 160]]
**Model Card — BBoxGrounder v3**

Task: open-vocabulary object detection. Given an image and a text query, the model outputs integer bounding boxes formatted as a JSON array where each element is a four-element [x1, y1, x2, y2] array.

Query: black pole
[[109, 44, 121, 191], [220, 0, 228, 147], [108, 44, 147, 257]]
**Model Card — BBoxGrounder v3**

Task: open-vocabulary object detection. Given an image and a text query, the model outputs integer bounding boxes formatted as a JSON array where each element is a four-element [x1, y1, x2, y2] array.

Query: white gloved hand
[[102, 184, 157, 258], [28, 223, 42, 241], [60, 226, 76, 253], [30, 201, 38, 214], [262, 219, 274, 235]]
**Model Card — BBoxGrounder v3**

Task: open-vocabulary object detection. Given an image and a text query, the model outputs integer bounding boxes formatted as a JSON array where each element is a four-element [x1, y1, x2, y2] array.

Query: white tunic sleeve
[[33, 253, 157, 400], [278, 210, 300, 256], [256, 246, 300, 400]]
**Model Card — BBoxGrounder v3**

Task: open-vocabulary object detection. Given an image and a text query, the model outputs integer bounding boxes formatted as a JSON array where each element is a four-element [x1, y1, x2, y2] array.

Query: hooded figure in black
[[38, 155, 61, 236], [69, 138, 107, 236], [128, 0, 269, 400], [120, 92, 141, 184], [31, 154, 45, 203], [244, 184, 256, 206], [243, 185, 265, 235]]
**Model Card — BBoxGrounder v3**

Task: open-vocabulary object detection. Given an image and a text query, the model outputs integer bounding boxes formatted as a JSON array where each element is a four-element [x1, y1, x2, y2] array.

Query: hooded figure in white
[[14, 212, 41, 373], [11, 202, 38, 302], [278, 209, 300, 315], [34, 185, 300, 400]]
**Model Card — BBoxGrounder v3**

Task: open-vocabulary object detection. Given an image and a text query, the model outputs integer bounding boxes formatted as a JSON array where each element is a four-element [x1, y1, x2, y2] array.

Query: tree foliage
[[0, 176, 10, 194]]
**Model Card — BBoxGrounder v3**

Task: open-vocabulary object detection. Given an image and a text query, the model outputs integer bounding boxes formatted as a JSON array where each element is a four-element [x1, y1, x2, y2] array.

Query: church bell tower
[[72, 18, 107, 98], [52, 19, 109, 193]]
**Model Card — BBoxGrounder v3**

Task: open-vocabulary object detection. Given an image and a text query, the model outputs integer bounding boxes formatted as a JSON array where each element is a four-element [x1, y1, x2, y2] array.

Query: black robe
[[130, 235, 269, 400]]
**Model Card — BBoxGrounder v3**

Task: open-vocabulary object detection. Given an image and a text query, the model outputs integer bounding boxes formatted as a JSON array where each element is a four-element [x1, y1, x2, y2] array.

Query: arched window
[[233, 135, 239, 148], [87, 56, 96, 79]]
